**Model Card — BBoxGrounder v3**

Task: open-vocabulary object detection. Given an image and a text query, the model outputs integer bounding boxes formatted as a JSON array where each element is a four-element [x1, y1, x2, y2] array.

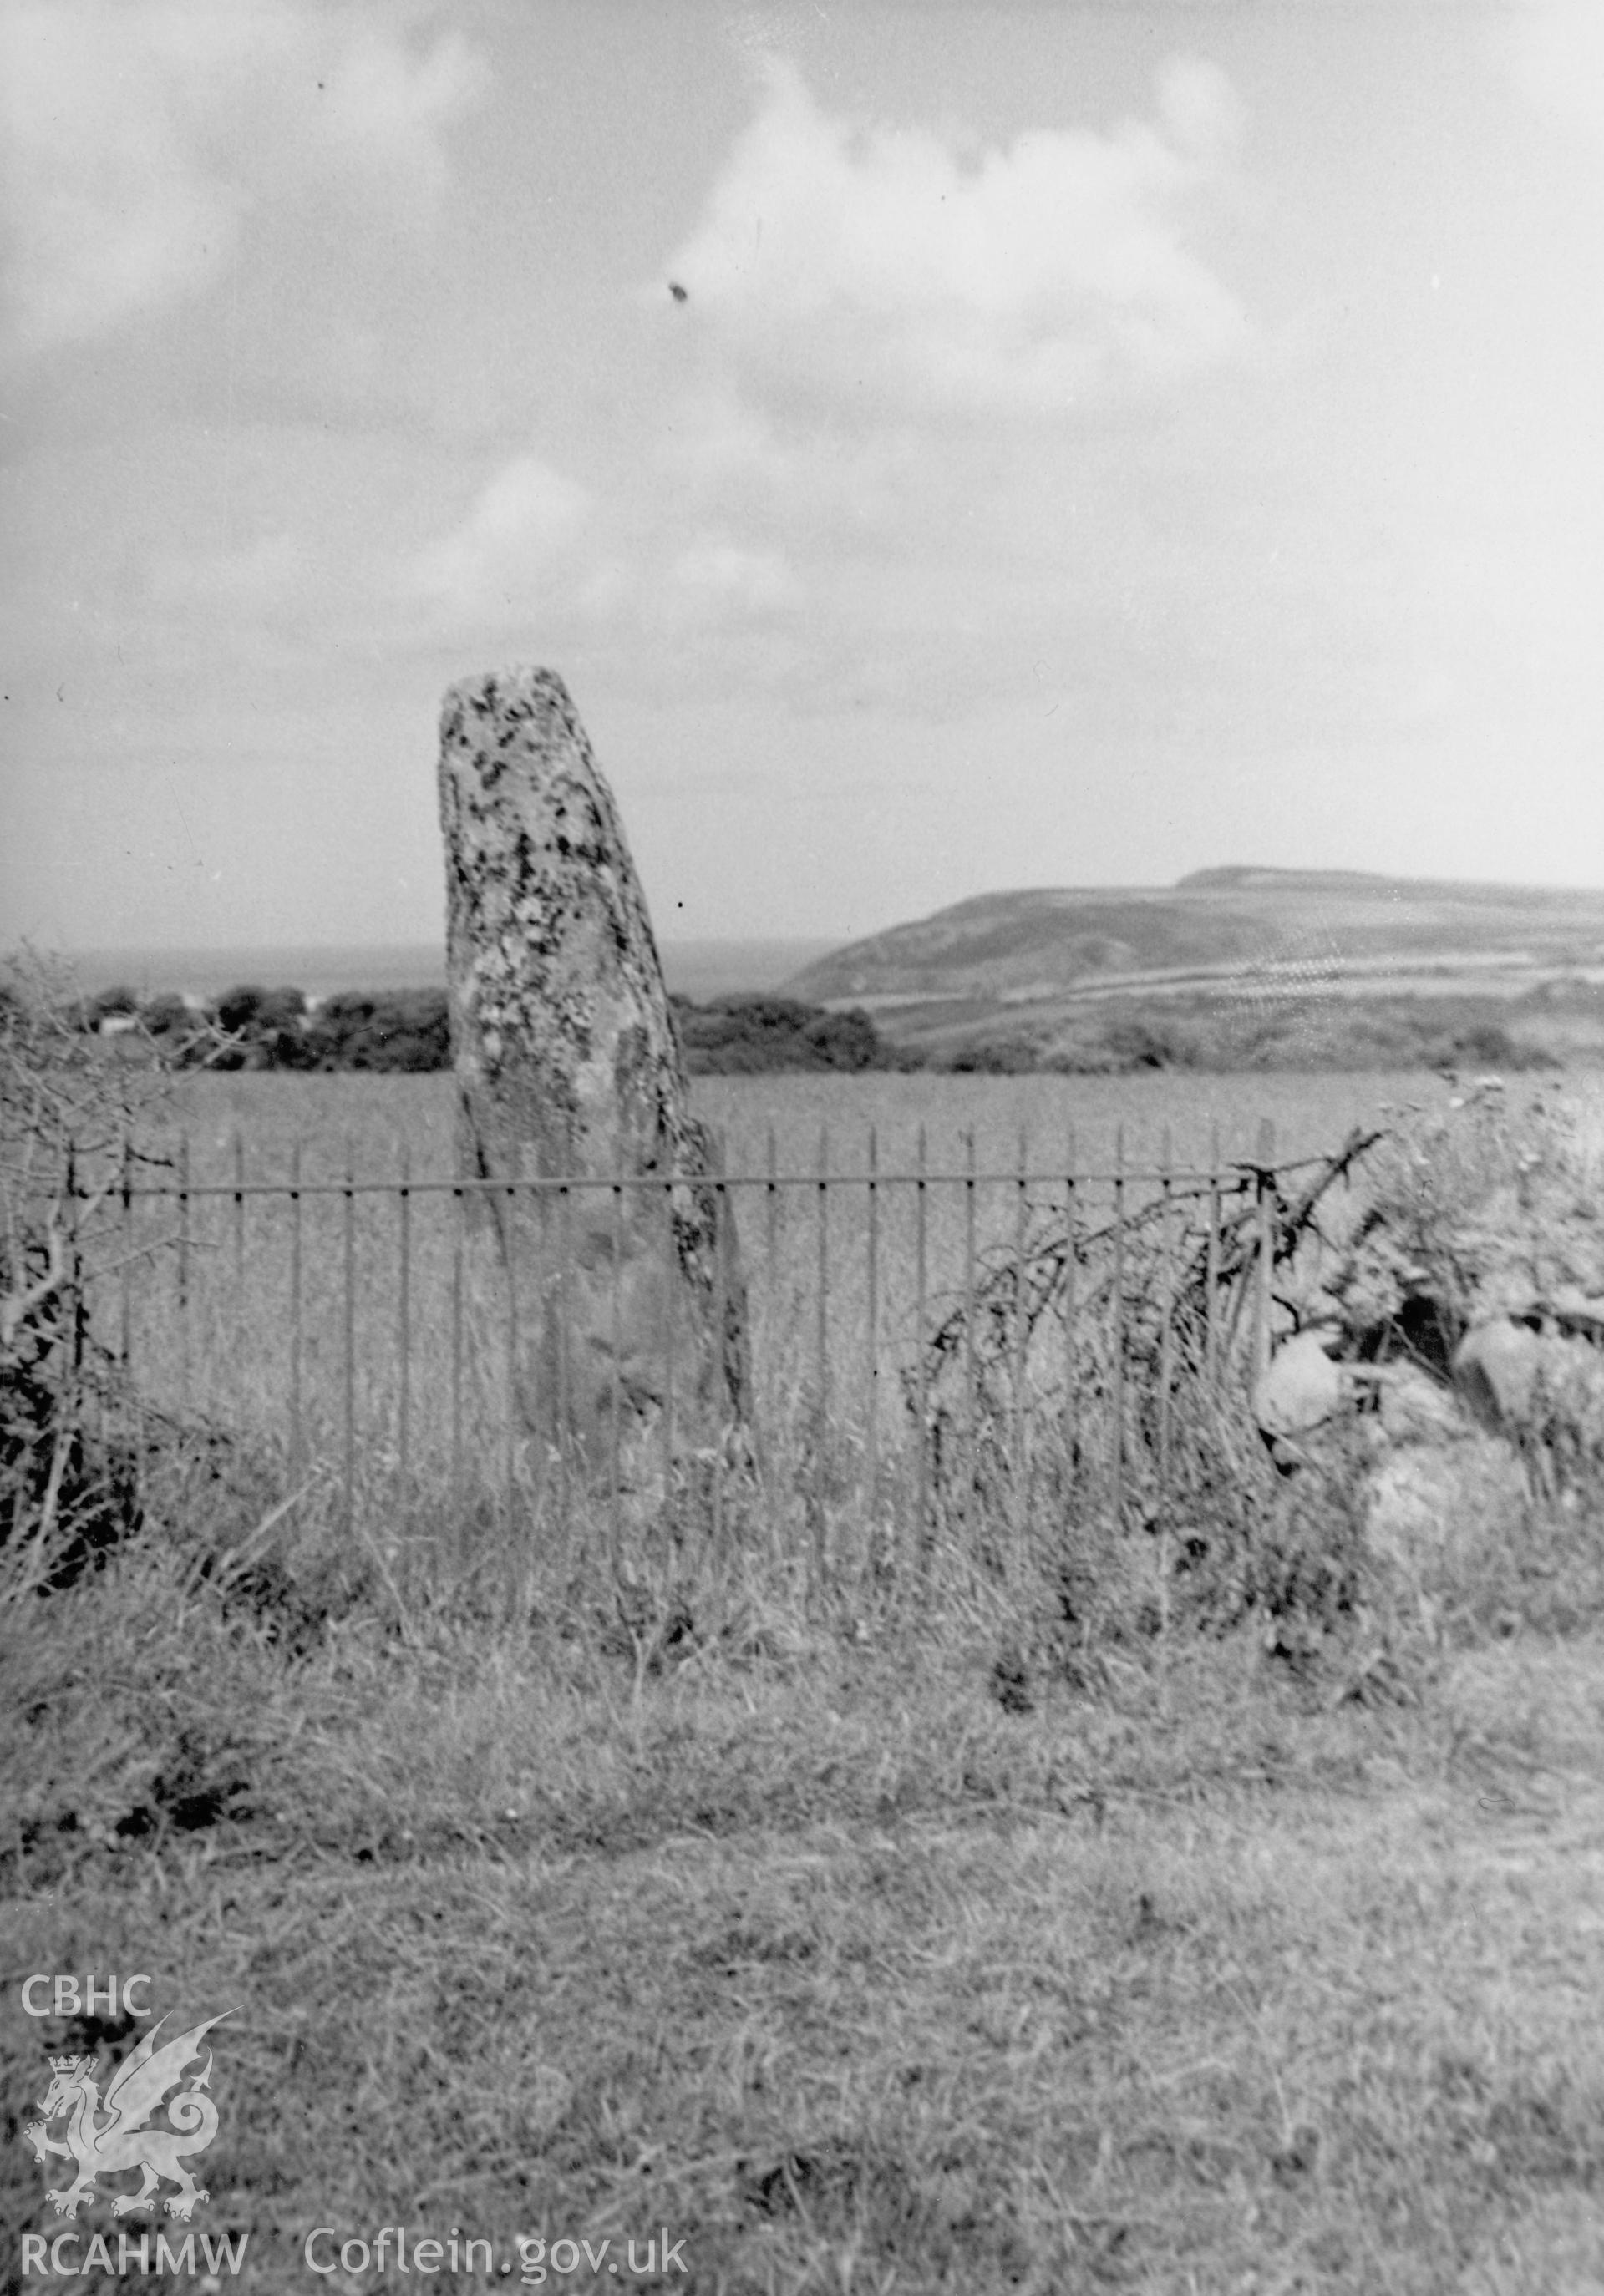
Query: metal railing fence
[[32, 1116, 1314, 1585]]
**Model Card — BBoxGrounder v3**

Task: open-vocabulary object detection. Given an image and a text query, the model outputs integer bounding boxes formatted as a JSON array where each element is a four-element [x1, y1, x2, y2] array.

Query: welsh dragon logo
[[23, 2013, 231, 2222]]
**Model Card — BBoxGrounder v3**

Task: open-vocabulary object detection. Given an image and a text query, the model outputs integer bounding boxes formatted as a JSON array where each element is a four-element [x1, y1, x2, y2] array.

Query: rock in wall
[[438, 666, 746, 1472]]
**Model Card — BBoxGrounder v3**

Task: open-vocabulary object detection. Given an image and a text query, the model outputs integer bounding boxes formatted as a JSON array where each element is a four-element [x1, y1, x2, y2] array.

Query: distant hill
[[784, 872, 1604, 1009]]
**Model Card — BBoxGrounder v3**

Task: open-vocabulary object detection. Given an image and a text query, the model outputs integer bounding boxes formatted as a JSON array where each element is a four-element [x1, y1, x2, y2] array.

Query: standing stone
[[438, 666, 745, 1473]]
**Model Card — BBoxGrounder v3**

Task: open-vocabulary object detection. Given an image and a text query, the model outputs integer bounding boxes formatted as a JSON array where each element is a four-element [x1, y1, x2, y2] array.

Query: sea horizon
[[34, 937, 842, 1004]]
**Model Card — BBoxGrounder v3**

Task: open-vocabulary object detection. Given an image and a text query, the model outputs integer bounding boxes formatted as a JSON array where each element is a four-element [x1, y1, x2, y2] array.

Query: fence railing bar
[[815, 1123, 830, 1582], [914, 1123, 929, 1569], [176, 1129, 190, 1413], [288, 1138, 303, 1475], [1062, 1124, 1077, 1508], [865, 1123, 879, 1564], [764, 1123, 778, 1283], [232, 1127, 246, 1428], [60, 1140, 83, 1454], [1206, 1122, 1221, 1388], [1158, 1130, 1175, 1710], [1110, 1125, 1126, 1528], [1254, 1118, 1277, 1384], [712, 1137, 727, 1553], [397, 1138, 412, 1519], [505, 1157, 520, 1567], [119, 1128, 133, 1371], [342, 1135, 356, 1542], [449, 1178, 464, 1561], [1011, 1123, 1028, 1564], [1157, 1127, 1174, 1508], [963, 1128, 977, 1547], [554, 1171, 571, 1537], [609, 1155, 623, 1560], [759, 1128, 778, 1552], [661, 1168, 676, 1530], [96, 1162, 1264, 1201]]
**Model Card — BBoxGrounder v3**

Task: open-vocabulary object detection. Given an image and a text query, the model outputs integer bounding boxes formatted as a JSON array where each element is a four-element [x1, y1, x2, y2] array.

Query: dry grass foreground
[[10, 1557, 1604, 2295]]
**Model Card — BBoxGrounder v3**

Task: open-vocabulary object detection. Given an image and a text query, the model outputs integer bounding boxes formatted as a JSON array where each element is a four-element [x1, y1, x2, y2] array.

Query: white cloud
[[1504, 3, 1604, 134], [315, 18, 482, 201], [409, 445, 804, 652], [662, 56, 1247, 421], [0, 3, 484, 358], [665, 533, 801, 616], [657, 391, 927, 564], [409, 454, 594, 625], [414, 58, 1250, 704], [1155, 55, 1245, 165], [568, 528, 805, 690]]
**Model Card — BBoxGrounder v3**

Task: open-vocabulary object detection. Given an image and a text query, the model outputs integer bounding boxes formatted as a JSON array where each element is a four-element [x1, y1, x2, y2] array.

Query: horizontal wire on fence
[[73, 1163, 1279, 1202]]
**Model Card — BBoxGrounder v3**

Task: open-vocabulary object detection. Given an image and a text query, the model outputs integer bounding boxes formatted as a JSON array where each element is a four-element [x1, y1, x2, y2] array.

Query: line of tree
[[67, 980, 1556, 1077], [74, 984, 451, 1073], [68, 984, 904, 1075], [673, 995, 897, 1073]]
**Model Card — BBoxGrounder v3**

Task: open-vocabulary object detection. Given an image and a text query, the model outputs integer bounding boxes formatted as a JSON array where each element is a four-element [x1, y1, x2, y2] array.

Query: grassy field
[[152, 1064, 1510, 1182], [9, 1069, 1604, 2291], [11, 1558, 1604, 2291]]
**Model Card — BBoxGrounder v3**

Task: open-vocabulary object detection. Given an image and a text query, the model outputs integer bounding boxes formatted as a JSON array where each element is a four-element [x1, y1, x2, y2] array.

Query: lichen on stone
[[437, 664, 748, 1467]]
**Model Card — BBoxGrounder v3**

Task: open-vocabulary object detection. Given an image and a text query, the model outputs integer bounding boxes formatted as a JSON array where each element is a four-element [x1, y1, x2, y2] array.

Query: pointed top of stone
[[437, 662, 687, 1177]]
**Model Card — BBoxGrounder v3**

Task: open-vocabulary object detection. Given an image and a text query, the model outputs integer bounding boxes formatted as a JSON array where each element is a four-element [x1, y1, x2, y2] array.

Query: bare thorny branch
[[906, 1128, 1390, 1532], [922, 1127, 1387, 1389], [0, 1220, 64, 1361], [1, 954, 204, 1574]]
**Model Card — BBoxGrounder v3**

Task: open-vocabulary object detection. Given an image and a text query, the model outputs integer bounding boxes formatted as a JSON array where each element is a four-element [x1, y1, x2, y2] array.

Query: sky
[[3, 0, 1603, 955]]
